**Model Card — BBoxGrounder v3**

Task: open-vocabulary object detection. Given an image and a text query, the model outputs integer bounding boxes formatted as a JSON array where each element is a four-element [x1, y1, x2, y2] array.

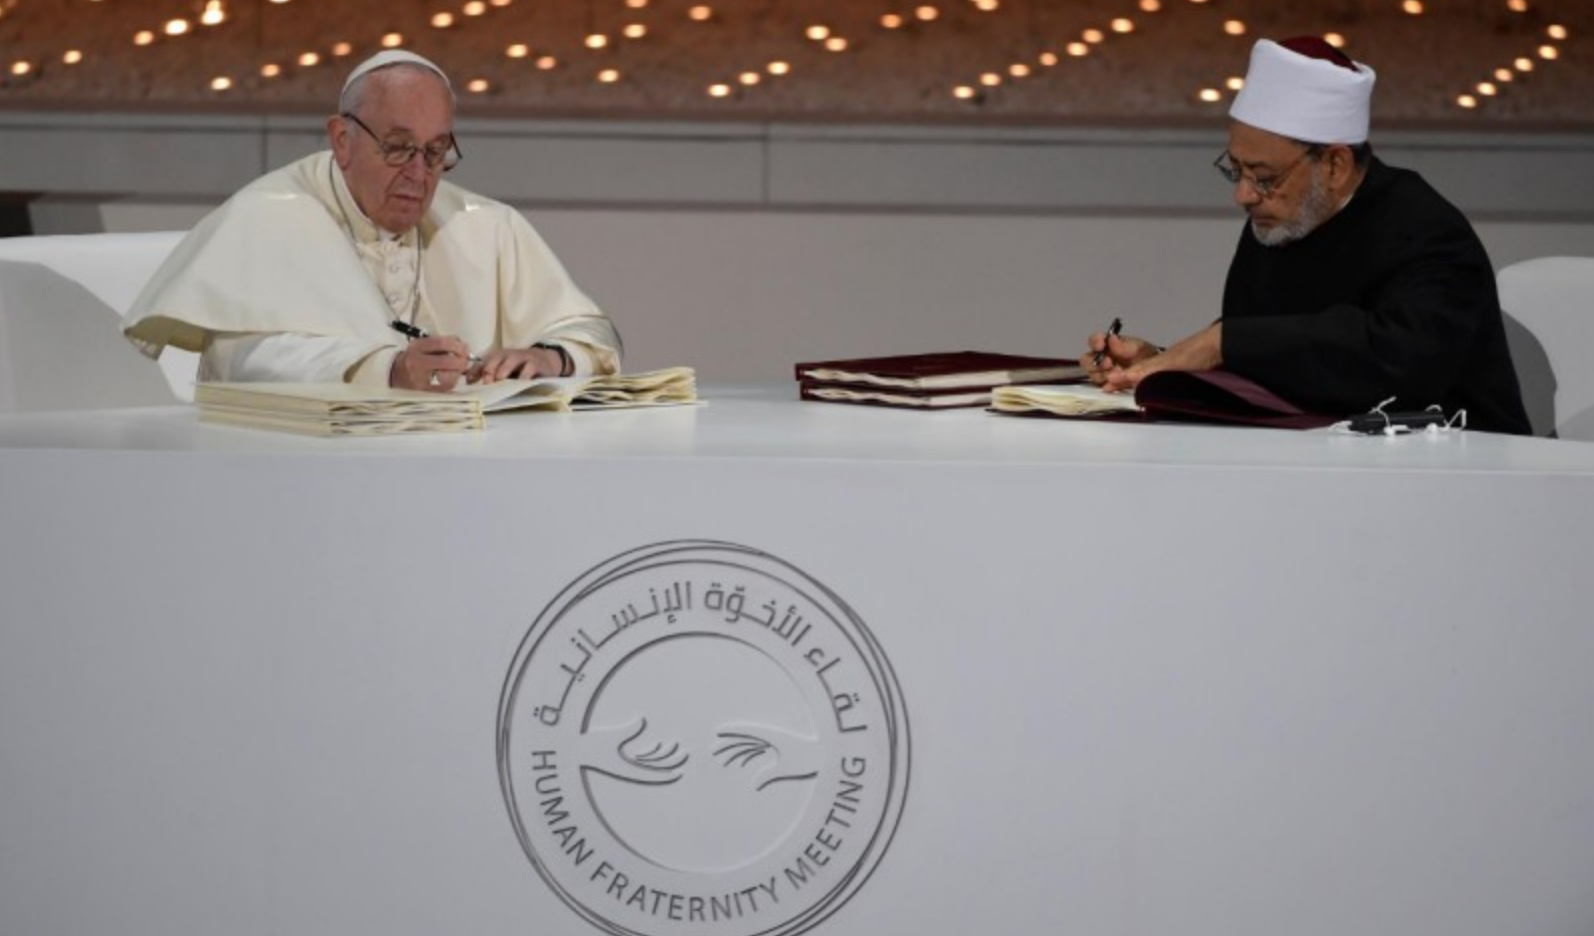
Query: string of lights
[[0, 0, 1585, 124]]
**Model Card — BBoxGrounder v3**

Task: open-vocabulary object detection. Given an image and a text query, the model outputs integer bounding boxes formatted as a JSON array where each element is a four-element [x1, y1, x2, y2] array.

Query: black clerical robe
[[1220, 157, 1531, 435]]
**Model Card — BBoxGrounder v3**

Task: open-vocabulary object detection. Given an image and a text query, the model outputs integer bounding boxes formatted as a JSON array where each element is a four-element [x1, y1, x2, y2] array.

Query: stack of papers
[[194, 383, 485, 436], [469, 367, 697, 412], [990, 383, 1141, 418], [193, 367, 698, 436]]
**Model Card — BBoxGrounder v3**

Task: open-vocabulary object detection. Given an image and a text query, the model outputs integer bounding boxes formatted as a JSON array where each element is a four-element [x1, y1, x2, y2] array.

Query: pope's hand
[[471, 346, 565, 385], [391, 335, 473, 392]]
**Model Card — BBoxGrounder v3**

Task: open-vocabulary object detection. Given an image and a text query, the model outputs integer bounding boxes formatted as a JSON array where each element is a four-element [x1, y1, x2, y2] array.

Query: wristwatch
[[533, 342, 573, 377]]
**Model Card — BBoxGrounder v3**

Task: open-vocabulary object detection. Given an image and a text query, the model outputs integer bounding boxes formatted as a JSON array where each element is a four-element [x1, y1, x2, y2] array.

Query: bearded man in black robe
[[1084, 36, 1530, 435]]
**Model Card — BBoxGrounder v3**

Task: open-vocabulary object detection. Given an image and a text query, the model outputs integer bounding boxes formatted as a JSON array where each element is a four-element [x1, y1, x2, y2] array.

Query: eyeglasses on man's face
[[342, 112, 462, 172], [1212, 148, 1314, 199]]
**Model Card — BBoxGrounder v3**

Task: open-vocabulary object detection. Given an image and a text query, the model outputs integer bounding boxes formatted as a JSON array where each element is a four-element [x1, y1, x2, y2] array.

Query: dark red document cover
[[794, 351, 1083, 391], [1135, 370, 1338, 429], [991, 369, 1338, 429]]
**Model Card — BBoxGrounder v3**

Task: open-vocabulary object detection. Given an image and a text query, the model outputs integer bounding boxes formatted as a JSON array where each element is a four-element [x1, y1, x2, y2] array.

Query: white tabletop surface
[[3, 382, 1594, 475], [6, 384, 1594, 936]]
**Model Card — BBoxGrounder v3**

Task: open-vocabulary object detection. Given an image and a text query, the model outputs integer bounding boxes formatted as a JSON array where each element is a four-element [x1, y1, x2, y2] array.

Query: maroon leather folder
[[998, 369, 1338, 429], [796, 351, 1084, 409]]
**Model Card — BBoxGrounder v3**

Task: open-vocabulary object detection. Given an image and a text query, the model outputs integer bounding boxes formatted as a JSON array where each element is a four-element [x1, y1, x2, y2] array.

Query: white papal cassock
[[123, 150, 621, 384]]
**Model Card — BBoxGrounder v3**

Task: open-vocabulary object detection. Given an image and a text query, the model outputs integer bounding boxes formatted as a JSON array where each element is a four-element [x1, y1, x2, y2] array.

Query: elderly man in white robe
[[124, 50, 620, 392]]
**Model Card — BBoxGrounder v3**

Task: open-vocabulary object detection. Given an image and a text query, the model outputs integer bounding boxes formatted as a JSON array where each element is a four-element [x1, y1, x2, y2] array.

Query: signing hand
[[391, 335, 474, 392], [1098, 323, 1224, 392], [1082, 330, 1162, 388]]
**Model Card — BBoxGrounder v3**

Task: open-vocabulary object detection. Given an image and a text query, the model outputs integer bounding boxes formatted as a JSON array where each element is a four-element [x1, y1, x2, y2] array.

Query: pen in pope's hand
[[1092, 316, 1123, 367], [390, 320, 482, 366]]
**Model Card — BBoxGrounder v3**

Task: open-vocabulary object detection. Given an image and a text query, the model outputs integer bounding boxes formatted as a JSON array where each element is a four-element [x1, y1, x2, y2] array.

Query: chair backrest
[[1497, 256, 1594, 441], [0, 231, 195, 413]]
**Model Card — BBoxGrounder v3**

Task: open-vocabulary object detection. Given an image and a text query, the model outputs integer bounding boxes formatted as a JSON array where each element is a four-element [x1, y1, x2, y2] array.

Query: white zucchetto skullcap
[[1229, 38, 1376, 145], [341, 49, 451, 94]]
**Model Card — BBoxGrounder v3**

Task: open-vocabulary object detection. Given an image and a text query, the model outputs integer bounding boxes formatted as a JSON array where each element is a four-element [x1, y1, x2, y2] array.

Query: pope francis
[[123, 50, 622, 392]]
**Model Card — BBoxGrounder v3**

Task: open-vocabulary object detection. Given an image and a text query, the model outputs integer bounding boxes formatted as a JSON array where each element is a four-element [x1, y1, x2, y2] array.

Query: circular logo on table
[[498, 540, 910, 936]]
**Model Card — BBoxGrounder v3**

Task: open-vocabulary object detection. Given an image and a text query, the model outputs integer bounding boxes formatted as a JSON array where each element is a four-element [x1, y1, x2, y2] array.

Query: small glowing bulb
[[506, 43, 530, 58], [739, 71, 760, 86], [708, 83, 732, 97], [381, 33, 404, 48], [201, 2, 226, 26], [1456, 94, 1477, 109], [298, 51, 320, 66], [688, 5, 712, 21], [1225, 76, 1244, 91], [597, 68, 621, 83], [953, 85, 977, 100], [825, 36, 848, 51], [585, 34, 609, 49], [1402, 0, 1424, 14], [464, 1, 488, 15], [1324, 33, 1346, 48], [331, 42, 352, 57], [626, 0, 647, 7], [1515, 57, 1534, 72], [261, 63, 282, 77], [1198, 88, 1223, 103], [1477, 81, 1497, 96], [979, 72, 1001, 87], [915, 6, 940, 22], [1547, 24, 1568, 40], [1066, 41, 1089, 57], [210, 76, 233, 91], [1009, 63, 1030, 78], [1223, 20, 1246, 36], [1494, 68, 1513, 82], [536, 56, 558, 70], [1508, 0, 1528, 10], [806, 25, 830, 40], [767, 60, 791, 76], [623, 24, 647, 39], [133, 30, 156, 46], [1539, 44, 1559, 60], [1038, 52, 1059, 66], [11, 60, 33, 76], [1082, 28, 1104, 43], [973, 0, 999, 11], [62, 50, 84, 65], [1139, 0, 1161, 11], [881, 14, 904, 29], [431, 12, 455, 28], [1111, 18, 1134, 34], [467, 78, 490, 93], [165, 18, 191, 36]]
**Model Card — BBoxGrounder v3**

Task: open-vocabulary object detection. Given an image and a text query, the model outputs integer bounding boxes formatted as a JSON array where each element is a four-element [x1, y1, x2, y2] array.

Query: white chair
[[1497, 256, 1594, 441], [0, 231, 194, 413]]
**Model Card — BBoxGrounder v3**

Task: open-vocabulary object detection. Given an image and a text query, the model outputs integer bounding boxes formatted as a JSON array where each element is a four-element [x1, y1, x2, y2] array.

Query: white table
[[3, 385, 1592, 936]]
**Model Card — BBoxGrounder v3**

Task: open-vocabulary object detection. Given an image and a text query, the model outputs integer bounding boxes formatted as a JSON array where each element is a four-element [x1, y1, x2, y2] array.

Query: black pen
[[390, 319, 426, 340], [1092, 316, 1123, 367], [390, 320, 482, 366]]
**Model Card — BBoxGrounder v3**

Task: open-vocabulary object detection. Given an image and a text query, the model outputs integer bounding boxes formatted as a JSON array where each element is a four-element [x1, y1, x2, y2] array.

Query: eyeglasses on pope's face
[[1212, 148, 1315, 199], [341, 112, 462, 172]]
